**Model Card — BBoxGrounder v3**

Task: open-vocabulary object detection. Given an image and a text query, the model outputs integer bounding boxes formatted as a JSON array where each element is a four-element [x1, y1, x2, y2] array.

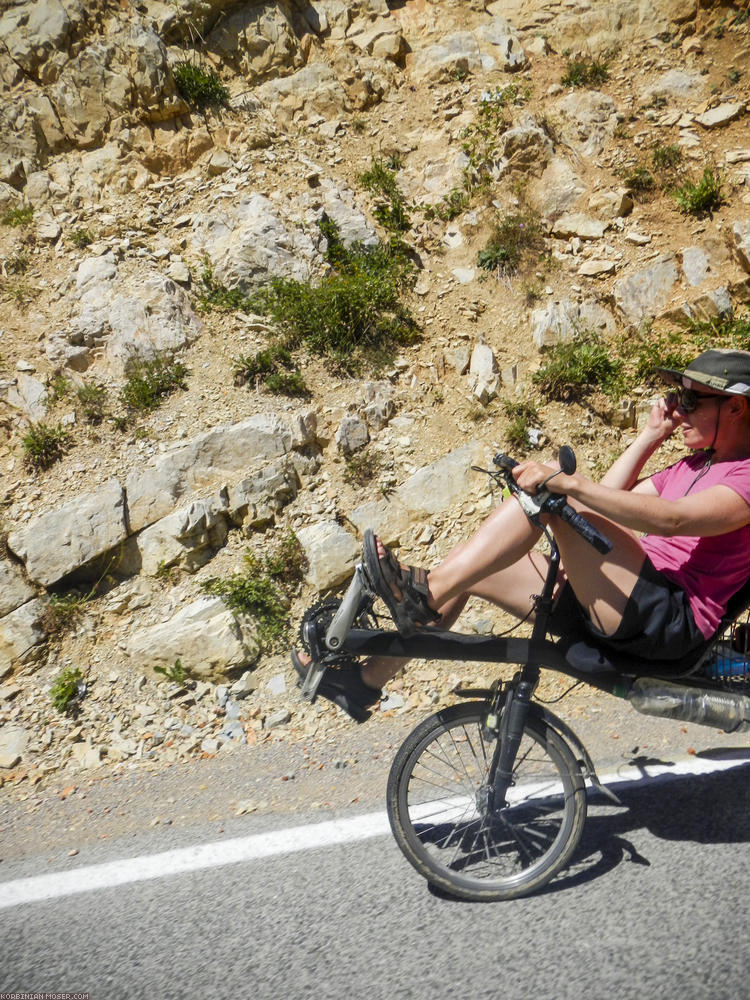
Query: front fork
[[486, 668, 539, 811]]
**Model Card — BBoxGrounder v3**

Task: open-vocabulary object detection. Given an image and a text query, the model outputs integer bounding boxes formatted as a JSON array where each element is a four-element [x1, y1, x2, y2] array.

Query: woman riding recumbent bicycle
[[294, 349, 750, 901]]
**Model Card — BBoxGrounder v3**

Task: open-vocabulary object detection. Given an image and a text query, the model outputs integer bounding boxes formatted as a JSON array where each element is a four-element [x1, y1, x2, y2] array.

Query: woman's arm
[[599, 395, 680, 490]]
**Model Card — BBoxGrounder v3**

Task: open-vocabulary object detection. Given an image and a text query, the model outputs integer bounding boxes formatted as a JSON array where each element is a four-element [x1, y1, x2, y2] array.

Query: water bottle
[[621, 677, 750, 733]]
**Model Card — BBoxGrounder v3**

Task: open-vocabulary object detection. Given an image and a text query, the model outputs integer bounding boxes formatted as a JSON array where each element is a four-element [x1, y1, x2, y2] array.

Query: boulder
[[8, 480, 128, 587], [645, 70, 705, 102], [3, 373, 48, 420], [295, 520, 360, 591], [0, 0, 79, 77], [498, 121, 554, 175], [132, 498, 230, 576], [555, 91, 619, 158], [0, 558, 36, 618], [614, 254, 680, 327], [526, 156, 585, 220], [409, 32, 483, 82], [531, 298, 617, 348], [695, 103, 745, 130], [68, 253, 203, 375], [350, 443, 485, 545], [193, 193, 317, 294], [0, 725, 28, 769], [474, 16, 527, 72], [255, 63, 348, 120], [206, 2, 304, 82], [551, 214, 607, 240], [733, 220, 750, 273], [127, 596, 259, 681], [0, 598, 48, 674], [335, 415, 369, 455], [227, 458, 299, 530], [125, 413, 304, 532]]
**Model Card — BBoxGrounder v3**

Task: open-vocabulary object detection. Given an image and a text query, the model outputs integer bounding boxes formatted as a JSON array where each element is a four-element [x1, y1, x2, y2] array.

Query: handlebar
[[492, 450, 613, 555]]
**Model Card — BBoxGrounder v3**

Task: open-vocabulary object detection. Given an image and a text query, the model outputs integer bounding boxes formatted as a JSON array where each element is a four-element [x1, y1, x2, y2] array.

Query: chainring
[[298, 597, 377, 666]]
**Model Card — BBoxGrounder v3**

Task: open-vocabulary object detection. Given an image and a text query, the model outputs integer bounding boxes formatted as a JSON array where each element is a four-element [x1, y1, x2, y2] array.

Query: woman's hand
[[513, 460, 577, 496], [646, 394, 681, 441]]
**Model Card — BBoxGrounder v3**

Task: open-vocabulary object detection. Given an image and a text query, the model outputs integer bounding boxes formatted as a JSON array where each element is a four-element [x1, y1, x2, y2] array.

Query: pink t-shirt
[[641, 452, 750, 637]]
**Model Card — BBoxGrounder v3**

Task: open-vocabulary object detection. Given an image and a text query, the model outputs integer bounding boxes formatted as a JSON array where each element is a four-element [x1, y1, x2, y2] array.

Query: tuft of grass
[[232, 345, 309, 397], [41, 590, 92, 639], [532, 332, 624, 402], [22, 421, 71, 470], [652, 143, 683, 171], [423, 188, 470, 222], [76, 382, 107, 424], [561, 57, 609, 88], [673, 166, 723, 217], [200, 531, 307, 650], [344, 449, 383, 486], [621, 165, 655, 193], [502, 400, 540, 452], [49, 666, 84, 714], [173, 60, 229, 108], [2, 205, 33, 227], [154, 658, 187, 684], [69, 228, 95, 249], [477, 211, 545, 276], [119, 353, 189, 413]]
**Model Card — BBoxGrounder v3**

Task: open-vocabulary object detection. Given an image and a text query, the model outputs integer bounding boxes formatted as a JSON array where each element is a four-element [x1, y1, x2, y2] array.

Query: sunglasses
[[666, 388, 725, 413]]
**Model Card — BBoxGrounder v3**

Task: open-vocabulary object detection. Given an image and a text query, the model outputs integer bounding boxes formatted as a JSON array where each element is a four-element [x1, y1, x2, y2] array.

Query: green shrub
[[76, 382, 107, 424], [561, 57, 609, 88], [200, 531, 306, 650], [22, 421, 71, 469], [51, 375, 71, 400], [532, 332, 624, 401], [173, 61, 229, 108], [477, 212, 545, 276], [502, 400, 540, 452], [49, 666, 84, 714], [5, 251, 29, 274], [2, 205, 33, 227], [119, 353, 189, 413], [423, 188, 470, 222], [673, 166, 723, 217], [247, 219, 419, 374], [154, 658, 187, 684], [233, 345, 309, 396], [69, 228, 95, 248], [359, 158, 411, 233]]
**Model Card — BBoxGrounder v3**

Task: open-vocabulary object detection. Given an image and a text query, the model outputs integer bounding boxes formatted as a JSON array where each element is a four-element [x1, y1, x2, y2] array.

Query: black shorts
[[550, 556, 706, 662]]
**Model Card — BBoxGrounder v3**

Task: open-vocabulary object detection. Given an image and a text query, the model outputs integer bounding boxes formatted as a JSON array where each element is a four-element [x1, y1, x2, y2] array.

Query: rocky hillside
[[2, 0, 750, 793]]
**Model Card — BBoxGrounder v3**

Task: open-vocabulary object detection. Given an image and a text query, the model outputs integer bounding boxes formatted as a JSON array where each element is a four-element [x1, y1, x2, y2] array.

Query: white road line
[[0, 810, 391, 910], [1, 752, 748, 910]]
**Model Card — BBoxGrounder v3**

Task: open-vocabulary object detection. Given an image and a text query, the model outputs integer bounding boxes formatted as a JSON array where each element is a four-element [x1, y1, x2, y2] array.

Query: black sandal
[[361, 529, 441, 638], [291, 649, 381, 724]]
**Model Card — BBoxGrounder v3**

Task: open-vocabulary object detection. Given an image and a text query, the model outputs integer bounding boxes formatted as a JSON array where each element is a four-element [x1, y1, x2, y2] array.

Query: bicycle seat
[[556, 575, 750, 681]]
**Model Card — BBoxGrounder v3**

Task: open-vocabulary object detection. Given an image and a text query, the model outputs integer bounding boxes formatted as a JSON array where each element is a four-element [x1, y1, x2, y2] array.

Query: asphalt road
[[2, 754, 750, 1000]]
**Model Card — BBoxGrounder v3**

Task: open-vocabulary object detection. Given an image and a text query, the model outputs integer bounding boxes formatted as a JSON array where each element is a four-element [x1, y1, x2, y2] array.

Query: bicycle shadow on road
[[547, 750, 750, 897]]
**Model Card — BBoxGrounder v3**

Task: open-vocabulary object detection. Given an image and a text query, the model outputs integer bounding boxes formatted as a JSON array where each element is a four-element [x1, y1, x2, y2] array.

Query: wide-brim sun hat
[[655, 348, 750, 397]]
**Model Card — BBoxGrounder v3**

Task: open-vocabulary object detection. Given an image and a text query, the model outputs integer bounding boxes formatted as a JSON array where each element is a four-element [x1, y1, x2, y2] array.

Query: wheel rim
[[396, 711, 580, 892]]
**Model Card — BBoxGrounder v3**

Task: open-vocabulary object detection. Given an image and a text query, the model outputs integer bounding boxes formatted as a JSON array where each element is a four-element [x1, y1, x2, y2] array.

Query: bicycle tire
[[387, 701, 587, 901]]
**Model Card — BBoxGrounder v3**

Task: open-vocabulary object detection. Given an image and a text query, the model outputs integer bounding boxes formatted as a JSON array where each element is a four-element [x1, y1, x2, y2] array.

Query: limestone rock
[[296, 520, 359, 591], [526, 156, 585, 219], [361, 382, 395, 430], [0, 558, 36, 619], [350, 443, 486, 545], [474, 16, 527, 72], [555, 91, 619, 158], [531, 298, 617, 348], [132, 498, 230, 576], [0, 0, 79, 76], [552, 214, 607, 240], [255, 63, 348, 120], [498, 121, 554, 175], [127, 596, 260, 681], [227, 458, 299, 530], [409, 32, 483, 82], [0, 598, 48, 674], [8, 480, 128, 587], [695, 103, 745, 130], [348, 17, 405, 62], [732, 220, 750, 273], [335, 415, 369, 455], [645, 70, 705, 102], [125, 414, 301, 532], [4, 373, 48, 421], [614, 254, 680, 327], [206, 3, 304, 83], [0, 725, 28, 769], [66, 252, 203, 376]]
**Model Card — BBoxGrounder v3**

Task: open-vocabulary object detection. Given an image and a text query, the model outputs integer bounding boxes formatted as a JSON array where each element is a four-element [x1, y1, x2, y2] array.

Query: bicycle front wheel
[[387, 701, 587, 901]]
